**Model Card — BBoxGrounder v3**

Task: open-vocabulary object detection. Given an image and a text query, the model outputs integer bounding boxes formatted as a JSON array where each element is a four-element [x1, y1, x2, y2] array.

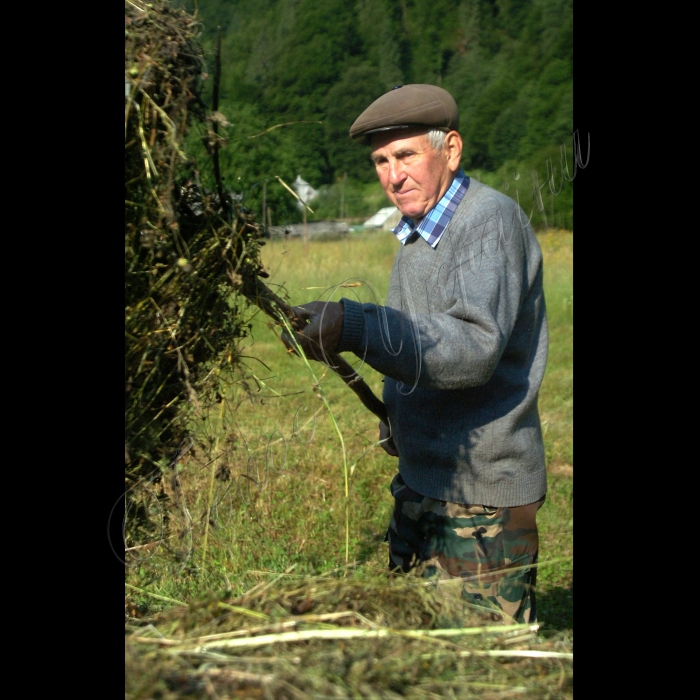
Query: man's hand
[[281, 301, 344, 362], [379, 421, 399, 457]]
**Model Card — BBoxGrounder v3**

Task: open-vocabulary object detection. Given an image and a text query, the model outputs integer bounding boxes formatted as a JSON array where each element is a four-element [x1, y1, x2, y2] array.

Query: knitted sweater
[[338, 179, 548, 507]]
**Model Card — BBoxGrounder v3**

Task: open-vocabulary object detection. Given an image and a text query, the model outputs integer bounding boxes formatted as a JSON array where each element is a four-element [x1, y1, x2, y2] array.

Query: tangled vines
[[125, 0, 267, 486]]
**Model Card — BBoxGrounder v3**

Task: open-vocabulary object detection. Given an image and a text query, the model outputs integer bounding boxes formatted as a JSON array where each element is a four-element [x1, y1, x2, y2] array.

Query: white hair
[[426, 128, 448, 152]]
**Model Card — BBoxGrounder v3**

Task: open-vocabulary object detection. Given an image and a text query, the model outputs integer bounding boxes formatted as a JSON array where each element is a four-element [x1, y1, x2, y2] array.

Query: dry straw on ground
[[126, 566, 572, 699]]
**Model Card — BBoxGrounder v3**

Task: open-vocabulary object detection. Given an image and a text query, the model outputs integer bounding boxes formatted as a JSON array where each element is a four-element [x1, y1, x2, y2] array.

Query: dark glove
[[379, 421, 399, 457], [281, 301, 345, 362]]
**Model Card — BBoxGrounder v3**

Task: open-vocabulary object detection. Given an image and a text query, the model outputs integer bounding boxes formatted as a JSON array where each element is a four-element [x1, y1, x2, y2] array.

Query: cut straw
[[133, 622, 541, 651]]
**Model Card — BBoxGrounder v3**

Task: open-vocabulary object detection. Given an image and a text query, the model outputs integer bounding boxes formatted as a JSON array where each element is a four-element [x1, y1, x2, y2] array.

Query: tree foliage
[[172, 0, 574, 228]]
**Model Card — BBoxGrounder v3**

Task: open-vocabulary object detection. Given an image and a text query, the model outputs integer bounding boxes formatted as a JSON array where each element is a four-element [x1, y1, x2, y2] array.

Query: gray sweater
[[338, 179, 548, 507]]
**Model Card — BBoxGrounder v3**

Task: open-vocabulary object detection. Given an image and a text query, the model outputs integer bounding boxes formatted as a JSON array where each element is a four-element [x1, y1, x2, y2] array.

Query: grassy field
[[125, 229, 573, 698]]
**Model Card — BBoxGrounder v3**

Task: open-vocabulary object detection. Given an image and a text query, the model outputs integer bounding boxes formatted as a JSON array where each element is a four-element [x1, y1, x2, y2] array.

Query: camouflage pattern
[[386, 473, 544, 624]]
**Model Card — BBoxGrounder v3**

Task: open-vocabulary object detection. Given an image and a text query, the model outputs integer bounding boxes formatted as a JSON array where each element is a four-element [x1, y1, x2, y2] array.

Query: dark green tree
[[171, 0, 574, 227]]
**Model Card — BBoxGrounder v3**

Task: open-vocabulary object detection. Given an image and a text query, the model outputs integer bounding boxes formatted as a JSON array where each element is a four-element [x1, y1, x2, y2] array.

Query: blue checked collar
[[392, 169, 470, 248]]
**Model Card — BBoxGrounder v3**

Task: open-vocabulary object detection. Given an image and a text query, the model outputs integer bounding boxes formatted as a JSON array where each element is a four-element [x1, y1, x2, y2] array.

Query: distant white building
[[364, 206, 401, 230], [292, 175, 318, 210]]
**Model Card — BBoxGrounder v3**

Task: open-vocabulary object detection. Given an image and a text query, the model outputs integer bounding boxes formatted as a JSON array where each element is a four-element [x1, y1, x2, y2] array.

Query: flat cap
[[349, 84, 459, 145]]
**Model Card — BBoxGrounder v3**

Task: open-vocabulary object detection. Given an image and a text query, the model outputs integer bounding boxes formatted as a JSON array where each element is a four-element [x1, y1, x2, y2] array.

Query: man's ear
[[445, 131, 463, 172]]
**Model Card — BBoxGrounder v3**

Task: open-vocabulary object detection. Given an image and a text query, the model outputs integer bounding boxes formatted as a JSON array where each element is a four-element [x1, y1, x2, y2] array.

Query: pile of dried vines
[[125, 0, 267, 488]]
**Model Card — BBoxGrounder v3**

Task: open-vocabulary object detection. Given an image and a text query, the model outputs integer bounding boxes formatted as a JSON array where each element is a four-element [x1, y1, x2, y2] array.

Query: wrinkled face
[[370, 128, 462, 222]]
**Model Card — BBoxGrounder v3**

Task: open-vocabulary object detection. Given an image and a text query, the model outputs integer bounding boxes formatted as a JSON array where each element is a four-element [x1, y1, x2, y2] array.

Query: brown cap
[[349, 84, 459, 145]]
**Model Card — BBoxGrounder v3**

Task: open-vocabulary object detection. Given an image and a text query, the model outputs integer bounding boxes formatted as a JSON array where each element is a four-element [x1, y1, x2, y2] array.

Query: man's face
[[370, 128, 462, 222]]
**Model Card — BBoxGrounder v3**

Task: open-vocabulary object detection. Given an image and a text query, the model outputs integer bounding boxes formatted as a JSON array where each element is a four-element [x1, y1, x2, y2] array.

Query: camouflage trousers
[[386, 473, 545, 625]]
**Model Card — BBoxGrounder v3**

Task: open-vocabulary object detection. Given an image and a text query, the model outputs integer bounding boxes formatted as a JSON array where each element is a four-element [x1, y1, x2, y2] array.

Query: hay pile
[[125, 0, 267, 488], [126, 567, 573, 699]]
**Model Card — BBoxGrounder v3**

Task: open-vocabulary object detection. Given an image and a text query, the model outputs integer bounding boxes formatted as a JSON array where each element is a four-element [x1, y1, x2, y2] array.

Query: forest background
[[174, 0, 574, 229]]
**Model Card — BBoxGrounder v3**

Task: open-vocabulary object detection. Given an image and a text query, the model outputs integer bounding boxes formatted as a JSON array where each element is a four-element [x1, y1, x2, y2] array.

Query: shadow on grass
[[354, 526, 388, 566], [537, 583, 573, 634]]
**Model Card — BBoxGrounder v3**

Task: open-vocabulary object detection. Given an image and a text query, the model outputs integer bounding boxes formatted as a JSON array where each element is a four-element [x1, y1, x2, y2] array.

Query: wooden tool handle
[[242, 276, 388, 425]]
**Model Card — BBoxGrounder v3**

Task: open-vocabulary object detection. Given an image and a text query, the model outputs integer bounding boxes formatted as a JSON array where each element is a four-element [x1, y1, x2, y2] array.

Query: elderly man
[[288, 84, 548, 624]]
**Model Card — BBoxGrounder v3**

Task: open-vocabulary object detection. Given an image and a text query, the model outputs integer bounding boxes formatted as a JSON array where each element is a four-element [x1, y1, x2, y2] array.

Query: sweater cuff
[[337, 298, 365, 353]]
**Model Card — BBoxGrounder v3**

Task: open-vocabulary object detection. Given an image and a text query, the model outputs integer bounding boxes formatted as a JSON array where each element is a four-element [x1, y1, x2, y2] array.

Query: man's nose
[[388, 160, 406, 186]]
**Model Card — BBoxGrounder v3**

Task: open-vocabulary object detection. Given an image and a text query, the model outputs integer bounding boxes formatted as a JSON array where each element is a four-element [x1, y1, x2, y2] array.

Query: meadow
[[125, 228, 573, 698]]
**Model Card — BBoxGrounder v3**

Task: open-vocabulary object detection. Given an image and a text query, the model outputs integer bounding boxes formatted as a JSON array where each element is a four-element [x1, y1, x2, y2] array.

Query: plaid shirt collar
[[392, 169, 470, 248]]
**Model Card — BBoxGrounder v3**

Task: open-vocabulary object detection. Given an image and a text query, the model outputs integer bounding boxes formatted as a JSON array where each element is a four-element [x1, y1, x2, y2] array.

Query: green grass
[[125, 229, 573, 693]]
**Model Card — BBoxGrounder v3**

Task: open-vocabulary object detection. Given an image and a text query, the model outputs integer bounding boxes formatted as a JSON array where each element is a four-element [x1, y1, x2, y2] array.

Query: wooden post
[[303, 204, 308, 254], [340, 172, 346, 220], [262, 181, 267, 227], [550, 190, 554, 230], [211, 28, 225, 208]]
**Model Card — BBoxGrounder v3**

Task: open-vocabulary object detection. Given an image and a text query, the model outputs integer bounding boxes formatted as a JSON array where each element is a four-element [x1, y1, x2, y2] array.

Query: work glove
[[379, 421, 399, 457], [281, 301, 345, 362]]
